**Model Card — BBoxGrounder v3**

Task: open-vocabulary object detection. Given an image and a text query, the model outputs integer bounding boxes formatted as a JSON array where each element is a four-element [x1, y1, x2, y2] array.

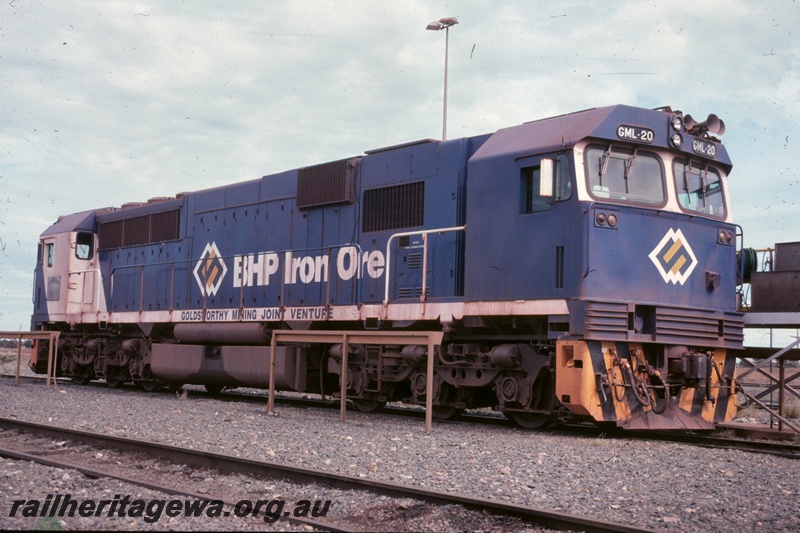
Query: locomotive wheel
[[506, 412, 553, 430], [72, 374, 91, 385], [136, 380, 159, 392], [106, 377, 123, 388], [351, 399, 386, 413], [205, 384, 224, 394], [72, 368, 92, 385], [432, 406, 464, 421], [505, 368, 556, 429]]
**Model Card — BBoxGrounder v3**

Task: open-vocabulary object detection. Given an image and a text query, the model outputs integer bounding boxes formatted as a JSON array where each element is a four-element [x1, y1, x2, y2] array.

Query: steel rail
[[552, 425, 800, 460], [624, 429, 800, 459], [0, 416, 650, 533], [165, 386, 800, 452], [5, 374, 800, 450], [0, 445, 346, 531]]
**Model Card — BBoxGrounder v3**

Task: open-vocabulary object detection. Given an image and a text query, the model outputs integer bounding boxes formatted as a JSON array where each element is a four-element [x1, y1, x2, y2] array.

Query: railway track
[[0, 416, 648, 532], [5, 373, 800, 459]]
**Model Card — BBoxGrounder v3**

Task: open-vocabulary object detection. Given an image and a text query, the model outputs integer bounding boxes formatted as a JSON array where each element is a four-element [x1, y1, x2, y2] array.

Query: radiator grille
[[98, 220, 123, 249], [151, 210, 181, 242], [362, 181, 424, 233], [98, 209, 180, 251], [124, 215, 150, 246], [297, 158, 357, 209]]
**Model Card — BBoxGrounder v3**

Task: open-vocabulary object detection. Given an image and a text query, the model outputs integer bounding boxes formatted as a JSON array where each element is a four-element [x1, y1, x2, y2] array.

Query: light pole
[[426, 16, 458, 141]]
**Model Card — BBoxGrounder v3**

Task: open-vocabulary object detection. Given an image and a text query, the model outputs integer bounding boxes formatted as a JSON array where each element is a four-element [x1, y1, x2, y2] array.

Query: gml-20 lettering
[[616, 125, 655, 143], [692, 138, 717, 157]]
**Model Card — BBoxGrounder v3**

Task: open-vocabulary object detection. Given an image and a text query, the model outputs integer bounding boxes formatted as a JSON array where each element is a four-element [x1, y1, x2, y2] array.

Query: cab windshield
[[585, 145, 665, 205], [673, 159, 726, 218]]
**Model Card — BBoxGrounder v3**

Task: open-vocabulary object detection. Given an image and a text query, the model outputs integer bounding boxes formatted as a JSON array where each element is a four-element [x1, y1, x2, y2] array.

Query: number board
[[691, 139, 717, 158], [616, 125, 655, 144]]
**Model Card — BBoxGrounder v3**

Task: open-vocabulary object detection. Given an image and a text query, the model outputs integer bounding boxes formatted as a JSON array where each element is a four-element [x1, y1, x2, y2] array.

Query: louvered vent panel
[[150, 209, 180, 242], [397, 287, 430, 298], [582, 300, 744, 346], [297, 158, 357, 209], [98, 220, 123, 250], [123, 215, 150, 246], [362, 181, 424, 233], [584, 301, 629, 339], [98, 209, 181, 251], [407, 253, 423, 269]]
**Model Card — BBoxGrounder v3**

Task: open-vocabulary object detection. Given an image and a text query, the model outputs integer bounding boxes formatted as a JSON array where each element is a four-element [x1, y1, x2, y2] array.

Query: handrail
[[268, 329, 443, 432], [0, 331, 61, 390], [31, 268, 37, 304], [382, 225, 466, 306], [110, 258, 193, 307]]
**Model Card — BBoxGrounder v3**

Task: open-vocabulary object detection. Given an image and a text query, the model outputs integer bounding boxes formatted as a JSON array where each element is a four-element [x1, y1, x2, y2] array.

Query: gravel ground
[[1, 377, 799, 531]]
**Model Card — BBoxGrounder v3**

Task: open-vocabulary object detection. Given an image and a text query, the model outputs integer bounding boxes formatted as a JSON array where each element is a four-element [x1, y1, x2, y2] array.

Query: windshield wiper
[[698, 167, 708, 207], [623, 147, 638, 194], [598, 145, 613, 186]]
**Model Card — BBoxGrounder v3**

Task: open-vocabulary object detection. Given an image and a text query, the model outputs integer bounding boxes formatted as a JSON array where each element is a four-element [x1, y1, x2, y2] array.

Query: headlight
[[671, 115, 683, 131], [670, 132, 683, 148]]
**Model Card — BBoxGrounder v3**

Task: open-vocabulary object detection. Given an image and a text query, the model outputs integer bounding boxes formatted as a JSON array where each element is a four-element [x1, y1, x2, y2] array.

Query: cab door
[[66, 232, 99, 318], [38, 238, 61, 311], [33, 235, 69, 321]]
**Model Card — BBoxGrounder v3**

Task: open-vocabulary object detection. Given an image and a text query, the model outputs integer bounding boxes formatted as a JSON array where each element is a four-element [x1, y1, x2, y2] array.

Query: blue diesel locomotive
[[30, 104, 742, 430]]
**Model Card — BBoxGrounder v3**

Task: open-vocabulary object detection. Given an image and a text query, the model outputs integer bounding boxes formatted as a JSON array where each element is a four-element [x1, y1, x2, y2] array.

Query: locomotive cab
[[33, 229, 103, 325], [31, 211, 106, 373], [463, 105, 741, 429]]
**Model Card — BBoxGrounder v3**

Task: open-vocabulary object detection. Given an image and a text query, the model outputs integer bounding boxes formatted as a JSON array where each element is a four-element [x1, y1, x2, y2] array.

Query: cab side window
[[46, 243, 54, 267], [520, 154, 571, 213], [553, 154, 571, 201], [521, 166, 546, 213], [75, 232, 94, 260]]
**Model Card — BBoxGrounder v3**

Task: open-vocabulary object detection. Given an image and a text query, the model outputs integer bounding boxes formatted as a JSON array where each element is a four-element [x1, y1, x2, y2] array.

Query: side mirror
[[539, 158, 554, 198]]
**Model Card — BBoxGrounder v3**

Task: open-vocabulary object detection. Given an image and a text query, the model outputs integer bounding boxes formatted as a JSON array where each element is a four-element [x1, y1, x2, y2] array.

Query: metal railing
[[83, 229, 468, 317], [105, 244, 369, 318], [736, 339, 800, 433], [1, 331, 62, 390], [267, 329, 443, 432], [383, 225, 466, 306]]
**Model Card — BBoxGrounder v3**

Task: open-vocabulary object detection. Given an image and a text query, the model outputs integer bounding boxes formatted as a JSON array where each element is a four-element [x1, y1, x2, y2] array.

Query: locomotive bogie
[[31, 330, 148, 387]]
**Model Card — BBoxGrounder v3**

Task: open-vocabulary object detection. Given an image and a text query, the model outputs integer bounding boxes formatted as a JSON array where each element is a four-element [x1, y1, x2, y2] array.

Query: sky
[[0, 0, 798, 336]]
